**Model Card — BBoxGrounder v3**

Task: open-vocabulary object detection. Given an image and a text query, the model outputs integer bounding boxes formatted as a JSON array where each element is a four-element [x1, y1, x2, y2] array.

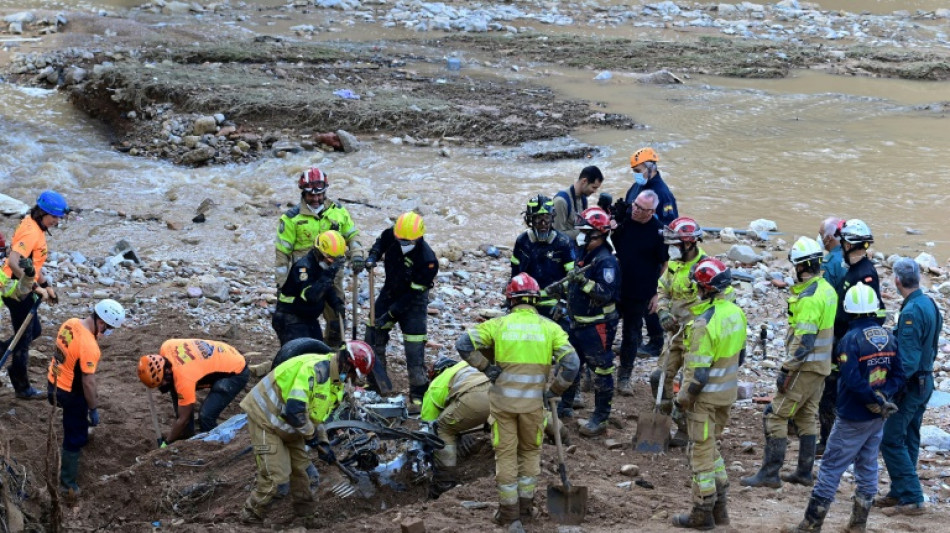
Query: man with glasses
[[275, 168, 365, 349], [624, 148, 678, 359], [612, 191, 669, 396]]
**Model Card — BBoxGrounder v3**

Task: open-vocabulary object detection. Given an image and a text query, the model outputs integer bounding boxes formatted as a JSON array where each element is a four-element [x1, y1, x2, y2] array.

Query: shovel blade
[[547, 484, 588, 525], [633, 412, 672, 454]]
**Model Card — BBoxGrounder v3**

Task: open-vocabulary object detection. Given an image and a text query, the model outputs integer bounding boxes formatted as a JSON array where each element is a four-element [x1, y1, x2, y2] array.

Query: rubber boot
[[558, 373, 581, 417], [428, 466, 458, 500], [844, 493, 872, 533], [519, 497, 540, 522], [365, 327, 392, 395], [712, 481, 730, 526], [59, 449, 81, 497], [784, 496, 830, 533], [741, 437, 787, 488], [617, 366, 634, 397], [579, 374, 612, 437], [649, 369, 662, 400], [493, 503, 521, 526], [671, 500, 715, 530], [671, 406, 689, 448], [405, 340, 429, 400], [240, 505, 265, 524], [782, 435, 817, 486]]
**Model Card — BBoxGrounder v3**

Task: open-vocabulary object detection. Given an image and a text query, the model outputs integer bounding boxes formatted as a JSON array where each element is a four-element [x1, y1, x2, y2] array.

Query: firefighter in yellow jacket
[[456, 273, 580, 528], [421, 357, 490, 499], [238, 340, 375, 524], [673, 258, 747, 530]]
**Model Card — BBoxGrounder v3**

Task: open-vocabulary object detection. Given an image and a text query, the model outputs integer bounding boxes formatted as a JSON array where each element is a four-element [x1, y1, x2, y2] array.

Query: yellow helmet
[[315, 230, 347, 258], [394, 212, 425, 240], [630, 147, 659, 168]]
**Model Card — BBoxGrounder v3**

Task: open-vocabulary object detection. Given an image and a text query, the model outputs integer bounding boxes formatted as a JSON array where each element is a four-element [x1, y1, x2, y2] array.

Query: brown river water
[[1, 0, 949, 264]]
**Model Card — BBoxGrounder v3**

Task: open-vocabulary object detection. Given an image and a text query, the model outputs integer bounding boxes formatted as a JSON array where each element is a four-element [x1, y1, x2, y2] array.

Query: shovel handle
[[351, 271, 359, 340], [548, 397, 571, 490], [0, 294, 41, 370], [368, 269, 376, 328], [146, 387, 163, 447]]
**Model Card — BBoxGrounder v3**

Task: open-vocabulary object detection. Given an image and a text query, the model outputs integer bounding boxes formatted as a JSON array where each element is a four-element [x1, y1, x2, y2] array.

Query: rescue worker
[[819, 218, 884, 455], [818, 217, 847, 292], [137, 339, 250, 444], [741, 237, 837, 489], [1, 190, 68, 400], [546, 207, 620, 435], [552, 166, 603, 241], [877, 258, 941, 515], [47, 299, 125, 496], [239, 341, 375, 524], [421, 356, 490, 499], [653, 216, 706, 447], [456, 273, 579, 528], [363, 211, 439, 410], [672, 258, 746, 530], [272, 230, 348, 346], [510, 194, 575, 324], [785, 283, 903, 533], [624, 148, 678, 357], [275, 168, 365, 348]]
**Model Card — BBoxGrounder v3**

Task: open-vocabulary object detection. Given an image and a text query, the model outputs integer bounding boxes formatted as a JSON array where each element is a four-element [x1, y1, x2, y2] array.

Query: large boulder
[[0, 193, 29, 216]]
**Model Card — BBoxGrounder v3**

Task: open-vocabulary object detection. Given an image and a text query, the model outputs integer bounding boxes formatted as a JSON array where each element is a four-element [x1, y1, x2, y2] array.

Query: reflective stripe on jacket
[[683, 292, 747, 406], [421, 361, 489, 421], [657, 248, 707, 322], [784, 276, 837, 375], [275, 199, 361, 284]]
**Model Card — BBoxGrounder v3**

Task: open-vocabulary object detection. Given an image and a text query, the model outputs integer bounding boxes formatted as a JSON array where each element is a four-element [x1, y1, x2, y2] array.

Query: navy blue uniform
[[272, 251, 344, 346], [511, 229, 575, 321], [623, 171, 678, 226], [836, 318, 904, 422]]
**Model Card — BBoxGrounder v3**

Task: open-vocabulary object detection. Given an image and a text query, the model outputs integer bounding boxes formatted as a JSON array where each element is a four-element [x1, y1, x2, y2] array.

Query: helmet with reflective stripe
[[315, 230, 347, 258], [576, 207, 615, 234], [37, 190, 68, 217], [690, 257, 732, 293], [524, 194, 554, 226], [839, 219, 873, 244], [662, 216, 703, 244], [138, 354, 165, 388], [429, 356, 457, 380], [298, 167, 328, 193], [345, 340, 375, 378], [394, 212, 425, 240], [789, 236, 823, 265], [842, 282, 879, 314], [630, 147, 659, 168], [505, 272, 541, 300], [94, 299, 126, 328]]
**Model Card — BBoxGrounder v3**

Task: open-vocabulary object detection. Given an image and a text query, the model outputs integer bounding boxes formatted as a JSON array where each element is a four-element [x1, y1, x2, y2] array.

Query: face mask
[[338, 372, 347, 383], [319, 260, 333, 270], [633, 172, 647, 186], [308, 203, 325, 216], [668, 244, 682, 260], [103, 328, 113, 337], [400, 243, 416, 254], [533, 229, 551, 241], [576, 233, 587, 247]]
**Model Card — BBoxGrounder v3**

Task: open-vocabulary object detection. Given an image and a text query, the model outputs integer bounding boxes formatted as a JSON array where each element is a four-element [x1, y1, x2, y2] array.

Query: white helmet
[[842, 283, 879, 314], [788, 236, 823, 265], [839, 219, 873, 244], [94, 299, 126, 328]]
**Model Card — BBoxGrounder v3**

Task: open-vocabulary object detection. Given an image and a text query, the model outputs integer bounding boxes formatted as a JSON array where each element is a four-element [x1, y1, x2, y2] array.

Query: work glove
[[484, 365, 503, 384], [45, 285, 58, 304], [776, 369, 791, 394], [675, 391, 696, 411], [351, 255, 366, 274], [543, 281, 565, 299], [333, 302, 346, 317], [88, 408, 100, 427], [376, 311, 397, 331], [658, 310, 677, 333], [364, 255, 377, 269], [314, 441, 336, 465], [543, 388, 560, 405], [610, 198, 630, 220], [19, 257, 35, 278], [158, 436, 168, 448], [566, 268, 587, 285]]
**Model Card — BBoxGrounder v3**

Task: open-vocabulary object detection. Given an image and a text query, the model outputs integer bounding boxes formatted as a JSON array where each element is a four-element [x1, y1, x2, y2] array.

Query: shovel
[[333, 457, 376, 499], [0, 294, 42, 371], [634, 327, 683, 454], [547, 397, 588, 524]]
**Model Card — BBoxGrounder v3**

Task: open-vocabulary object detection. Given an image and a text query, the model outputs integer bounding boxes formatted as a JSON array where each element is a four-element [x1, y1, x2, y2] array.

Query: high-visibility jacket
[[240, 352, 343, 439], [682, 292, 747, 406], [657, 248, 707, 322], [275, 199, 362, 285], [566, 242, 620, 325], [783, 276, 837, 375], [421, 361, 489, 421], [162, 339, 246, 406], [466, 306, 578, 413]]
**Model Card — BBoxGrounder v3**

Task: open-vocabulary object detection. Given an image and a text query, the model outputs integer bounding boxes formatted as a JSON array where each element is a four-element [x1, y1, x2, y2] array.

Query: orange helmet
[[138, 354, 166, 388], [345, 340, 375, 378], [315, 230, 347, 258], [630, 147, 659, 168], [393, 212, 425, 240]]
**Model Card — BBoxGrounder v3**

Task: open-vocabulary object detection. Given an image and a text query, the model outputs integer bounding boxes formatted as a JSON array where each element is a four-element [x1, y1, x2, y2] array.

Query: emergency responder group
[[2, 151, 943, 531]]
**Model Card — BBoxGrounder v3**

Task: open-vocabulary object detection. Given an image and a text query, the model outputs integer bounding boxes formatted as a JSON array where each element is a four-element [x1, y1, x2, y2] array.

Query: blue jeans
[[813, 416, 884, 502], [881, 374, 933, 505]]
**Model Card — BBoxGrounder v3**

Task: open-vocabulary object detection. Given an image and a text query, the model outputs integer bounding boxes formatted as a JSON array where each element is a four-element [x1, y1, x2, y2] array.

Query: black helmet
[[428, 356, 457, 380], [523, 194, 554, 227]]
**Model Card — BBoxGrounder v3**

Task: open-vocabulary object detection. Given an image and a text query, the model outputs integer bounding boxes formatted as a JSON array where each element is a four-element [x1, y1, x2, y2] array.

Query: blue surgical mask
[[633, 172, 647, 186], [103, 329, 114, 337]]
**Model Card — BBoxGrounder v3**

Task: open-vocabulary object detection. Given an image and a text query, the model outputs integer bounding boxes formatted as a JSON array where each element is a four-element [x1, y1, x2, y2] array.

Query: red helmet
[[576, 207, 615, 234], [505, 273, 541, 299], [662, 216, 703, 244], [690, 257, 732, 293], [345, 340, 375, 377], [298, 167, 328, 193]]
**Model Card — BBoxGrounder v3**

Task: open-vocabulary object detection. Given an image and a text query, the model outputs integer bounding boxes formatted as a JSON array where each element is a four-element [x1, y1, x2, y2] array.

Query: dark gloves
[[365, 255, 377, 269], [351, 255, 366, 274], [484, 365, 502, 383], [333, 302, 346, 317], [19, 256, 35, 278], [88, 408, 100, 427], [313, 441, 336, 464], [543, 388, 560, 404], [566, 268, 587, 284], [376, 311, 397, 330], [543, 282, 565, 299], [776, 369, 791, 394], [868, 391, 899, 419], [610, 198, 630, 220], [658, 310, 677, 332]]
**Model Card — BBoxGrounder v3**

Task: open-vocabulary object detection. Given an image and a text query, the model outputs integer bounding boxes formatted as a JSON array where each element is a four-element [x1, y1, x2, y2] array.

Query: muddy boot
[[671, 500, 715, 530], [579, 377, 612, 437], [493, 503, 521, 526], [670, 404, 689, 448], [784, 496, 830, 533], [649, 369, 662, 400], [59, 449, 81, 498], [617, 366, 634, 397], [844, 493, 872, 533], [306, 463, 320, 492], [292, 500, 315, 518], [579, 416, 607, 437], [712, 481, 730, 526], [365, 327, 392, 395], [240, 506, 265, 524], [519, 497, 540, 523], [428, 466, 458, 500], [741, 437, 787, 488], [782, 435, 817, 486], [405, 340, 429, 409]]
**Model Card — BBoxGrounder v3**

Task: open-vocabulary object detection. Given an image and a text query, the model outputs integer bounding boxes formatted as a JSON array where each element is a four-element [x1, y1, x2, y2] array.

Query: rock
[[460, 501, 489, 510], [213, 113, 226, 124], [936, 8, 950, 18], [192, 116, 218, 135], [719, 227, 738, 244], [272, 141, 303, 155], [400, 518, 426, 533], [0, 193, 29, 216], [181, 144, 216, 165], [915, 252, 939, 272], [63, 67, 87, 85], [637, 70, 683, 84], [620, 464, 639, 477], [336, 129, 359, 152], [166, 220, 184, 231], [520, 137, 599, 161], [737, 382, 754, 400], [728, 245, 763, 264], [717, 3, 738, 15], [605, 439, 624, 450], [740, 441, 757, 454], [748, 219, 778, 233], [200, 279, 230, 303], [886, 254, 902, 268], [163, 1, 192, 14], [8, 21, 23, 34], [922, 426, 950, 451], [935, 282, 950, 296]]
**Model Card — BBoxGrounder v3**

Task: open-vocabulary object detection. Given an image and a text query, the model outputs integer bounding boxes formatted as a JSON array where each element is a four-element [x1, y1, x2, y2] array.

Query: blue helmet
[[36, 190, 68, 217]]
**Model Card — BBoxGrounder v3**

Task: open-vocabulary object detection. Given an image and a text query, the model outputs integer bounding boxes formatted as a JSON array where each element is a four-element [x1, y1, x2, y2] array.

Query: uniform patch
[[299, 267, 308, 282], [905, 320, 913, 325], [863, 327, 889, 350], [663, 205, 673, 212], [864, 276, 873, 283], [602, 267, 615, 284]]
